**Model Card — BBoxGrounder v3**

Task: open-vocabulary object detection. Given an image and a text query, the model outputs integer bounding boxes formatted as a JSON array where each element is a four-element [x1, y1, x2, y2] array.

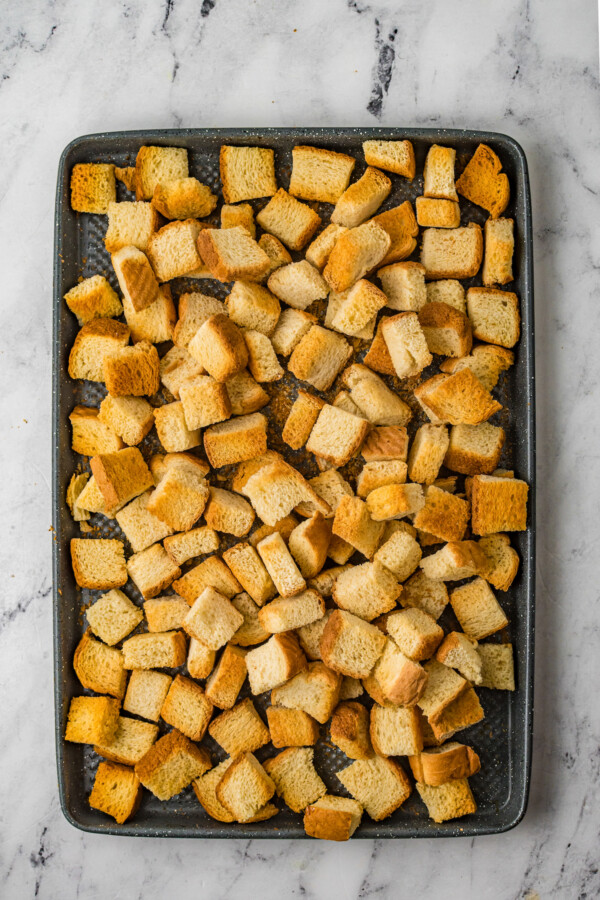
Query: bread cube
[[306, 404, 370, 468], [179, 375, 231, 431], [478, 533, 519, 592], [336, 756, 411, 821], [455, 143, 510, 218], [429, 686, 484, 742], [126, 543, 181, 599], [258, 233, 292, 279], [205, 644, 247, 709], [466, 287, 520, 348], [323, 220, 391, 293], [297, 470, 354, 519], [85, 588, 143, 645], [416, 197, 460, 229], [374, 530, 422, 582], [356, 460, 408, 498], [123, 669, 172, 722], [386, 607, 444, 661], [413, 486, 470, 543], [175, 555, 242, 605], [183, 587, 244, 650], [64, 275, 122, 325], [258, 590, 325, 635], [331, 279, 388, 337], [65, 696, 120, 745], [416, 659, 468, 722], [332, 166, 391, 229], [304, 795, 363, 841], [421, 223, 483, 280], [267, 706, 320, 748], [71, 539, 127, 590], [187, 637, 216, 679], [222, 543, 276, 606], [158, 674, 212, 741], [329, 700, 373, 759], [230, 593, 270, 647], [370, 704, 423, 757], [134, 145, 188, 200], [289, 145, 356, 203], [225, 369, 269, 416], [270, 661, 341, 724], [89, 761, 142, 824], [264, 746, 326, 813], [436, 632, 482, 684], [220, 145, 277, 204], [471, 474, 529, 535], [305, 224, 348, 270], [483, 218, 514, 287], [197, 226, 271, 282], [257, 188, 321, 251], [362, 319, 396, 375], [215, 751, 275, 822], [378, 261, 426, 312], [426, 279, 466, 312], [203, 412, 267, 468], [332, 561, 400, 622], [408, 742, 480, 786], [382, 312, 432, 378], [407, 424, 450, 485], [267, 259, 328, 310], [105, 200, 159, 253], [256, 531, 306, 598], [478, 642, 515, 690], [369, 637, 428, 706], [449, 577, 508, 640], [135, 729, 210, 801], [209, 698, 270, 755], [271, 307, 317, 356], [416, 778, 477, 823], [226, 281, 280, 335], [243, 330, 284, 382], [68, 319, 130, 383], [121, 631, 187, 670], [73, 631, 127, 698], [282, 391, 326, 450], [221, 201, 256, 237], [361, 426, 409, 463], [366, 483, 425, 521], [414, 369, 501, 425], [418, 301, 472, 358], [71, 163, 116, 213], [320, 610, 386, 679], [187, 313, 248, 382], [246, 632, 307, 694], [103, 340, 160, 398], [423, 145, 457, 201], [363, 139, 415, 178], [152, 176, 217, 219], [69, 406, 123, 457], [332, 495, 383, 558], [204, 487, 255, 537]]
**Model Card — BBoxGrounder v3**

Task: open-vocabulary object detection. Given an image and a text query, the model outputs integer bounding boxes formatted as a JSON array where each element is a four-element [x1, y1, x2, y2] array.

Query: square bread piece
[[152, 177, 217, 220], [134, 729, 211, 801], [88, 761, 142, 825], [271, 307, 317, 356], [116, 491, 175, 553], [363, 139, 415, 178], [329, 700, 373, 759], [283, 391, 326, 451], [455, 143, 510, 218], [215, 752, 275, 823], [414, 369, 502, 426], [180, 376, 231, 430], [323, 220, 391, 293], [205, 644, 248, 709], [245, 633, 307, 694], [256, 188, 321, 251], [332, 495, 384, 558], [373, 201, 419, 266], [365, 483, 425, 522], [209, 699, 270, 756], [426, 279, 466, 313], [267, 260, 328, 310], [71, 163, 116, 213], [336, 756, 412, 821], [450, 577, 509, 640], [386, 608, 444, 661], [258, 232, 293, 279], [65, 696, 120, 745], [73, 631, 127, 698], [204, 487, 255, 537], [478, 642, 515, 690], [304, 795, 364, 842], [483, 217, 514, 286], [418, 302, 473, 358], [306, 405, 370, 467], [163, 526, 219, 567], [203, 413, 268, 468], [298, 470, 354, 519], [71, 539, 127, 590], [259, 589, 325, 635], [160, 347, 205, 398], [331, 279, 388, 337], [173, 292, 226, 350], [416, 197, 461, 229], [90, 447, 153, 510], [264, 747, 327, 813], [306, 224, 348, 270], [105, 201, 159, 253], [382, 312, 432, 378], [256, 531, 306, 598], [466, 287, 521, 348], [225, 369, 269, 416], [288, 326, 353, 392], [93, 715, 159, 767], [220, 145, 277, 203], [187, 638, 216, 680], [423, 145, 457, 201], [183, 587, 244, 650], [421, 224, 483, 280], [188, 313, 248, 383], [121, 630, 187, 670], [370, 704, 423, 757], [225, 281, 281, 335], [222, 543, 276, 606], [134, 145, 188, 200], [408, 742, 481, 786], [98, 395, 154, 447], [416, 778, 477, 824], [243, 330, 284, 382], [416, 659, 467, 722], [197, 227, 271, 283], [68, 319, 130, 383], [477, 533, 520, 592], [320, 610, 386, 679], [123, 669, 173, 722], [399, 571, 449, 620], [412, 486, 470, 543], [103, 341, 160, 397], [147, 460, 209, 532], [267, 706, 320, 748], [369, 638, 428, 707], [86, 589, 143, 645], [332, 561, 401, 622], [64, 275, 123, 325], [160, 675, 213, 741], [221, 202, 256, 237], [444, 423, 505, 476], [174, 555, 240, 607], [470, 474, 529, 535], [378, 261, 427, 312], [374, 530, 422, 582], [429, 685, 484, 742], [436, 632, 482, 684], [289, 145, 356, 203], [331, 166, 392, 228], [361, 426, 409, 463], [127, 543, 182, 598], [271, 661, 341, 724], [111, 245, 160, 312], [407, 424, 450, 485]]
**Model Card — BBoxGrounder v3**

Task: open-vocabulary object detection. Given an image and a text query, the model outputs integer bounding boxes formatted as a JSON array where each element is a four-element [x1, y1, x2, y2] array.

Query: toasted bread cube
[[89, 761, 142, 824], [222, 543, 276, 606], [74, 475, 114, 516], [297, 470, 354, 519], [90, 446, 153, 510], [361, 426, 409, 463], [289, 145, 356, 203], [85, 589, 143, 645], [444, 423, 505, 476], [69, 406, 124, 456], [216, 751, 275, 822], [266, 706, 319, 748], [426, 279, 466, 313], [243, 330, 284, 382], [304, 794, 363, 841], [270, 661, 341, 725], [282, 391, 326, 450], [126, 543, 181, 598], [416, 197, 460, 229], [456, 143, 509, 218], [340, 364, 412, 427], [121, 630, 187, 671], [91, 715, 155, 765], [471, 474, 529, 535], [220, 145, 277, 204], [306, 405, 370, 468], [478, 533, 519, 592], [230, 593, 270, 647], [326, 292, 376, 341], [362, 319, 396, 376], [409, 742, 480, 786], [187, 313, 248, 382], [366, 484, 425, 521], [152, 176, 217, 219], [381, 312, 432, 378], [66, 473, 91, 523], [204, 644, 247, 709], [407, 424, 450, 485], [363, 139, 415, 178], [64, 275, 122, 325], [478, 642, 515, 690], [418, 302, 473, 357], [323, 220, 391, 292], [296, 609, 333, 661], [440, 344, 514, 394], [160, 674, 213, 741], [209, 697, 270, 755], [258, 232, 293, 279], [146, 219, 203, 281], [111, 245, 160, 313], [257, 188, 321, 251], [98, 395, 154, 448], [147, 461, 209, 532], [71, 163, 116, 213], [225, 369, 269, 416], [183, 587, 244, 650], [73, 631, 127, 698], [123, 669, 172, 722], [115, 492, 174, 553], [337, 756, 411, 821], [221, 201, 256, 237], [320, 610, 386, 679], [193, 758, 236, 822], [71, 539, 127, 590], [68, 318, 130, 383], [415, 369, 502, 425], [332, 495, 383, 559], [121, 280, 176, 343], [386, 608, 444, 661], [412, 486, 470, 543], [332, 561, 400, 622], [271, 307, 317, 356], [135, 729, 210, 800], [329, 700, 373, 758], [226, 281, 280, 335], [197, 226, 270, 282], [288, 513, 331, 578], [259, 589, 325, 635], [420, 541, 487, 582], [378, 261, 426, 312], [423, 145, 457, 200], [244, 460, 330, 526], [331, 166, 391, 228], [373, 201, 418, 267], [134, 145, 188, 199], [369, 637, 428, 706], [417, 778, 477, 823], [179, 375, 231, 431], [370, 704, 423, 757], [143, 596, 189, 633], [331, 279, 388, 337], [204, 487, 255, 537], [256, 531, 306, 598], [173, 292, 226, 350], [267, 260, 328, 311], [306, 224, 349, 270], [246, 633, 307, 694], [429, 685, 484, 742], [483, 217, 514, 285], [65, 696, 120, 745], [374, 530, 422, 582], [436, 632, 482, 684], [184, 639, 215, 682], [163, 528, 219, 569], [263, 746, 326, 814], [203, 412, 267, 468], [105, 200, 159, 253], [421, 223, 483, 280], [288, 326, 352, 392], [450, 577, 508, 640], [466, 287, 520, 348], [160, 347, 205, 398], [416, 659, 468, 722], [103, 340, 160, 398], [402, 566, 450, 610]]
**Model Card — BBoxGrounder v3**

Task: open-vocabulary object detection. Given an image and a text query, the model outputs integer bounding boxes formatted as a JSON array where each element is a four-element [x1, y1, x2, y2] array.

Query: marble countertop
[[1, 1, 599, 897]]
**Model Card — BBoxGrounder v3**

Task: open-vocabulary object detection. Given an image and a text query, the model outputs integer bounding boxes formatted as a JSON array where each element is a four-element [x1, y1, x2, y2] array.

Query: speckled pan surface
[[53, 128, 535, 838]]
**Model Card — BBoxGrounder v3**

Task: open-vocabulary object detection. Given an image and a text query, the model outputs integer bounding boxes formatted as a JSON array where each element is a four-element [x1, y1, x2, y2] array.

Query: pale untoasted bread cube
[[386, 608, 444, 661], [332, 495, 384, 559], [69, 405, 124, 456], [407, 424, 449, 485], [471, 474, 528, 535], [225, 369, 269, 416], [297, 470, 354, 519], [456, 143, 509, 218], [64, 275, 122, 325], [71, 162, 116, 213], [173, 293, 226, 350], [146, 219, 203, 281], [112, 245, 160, 314], [152, 176, 217, 219], [243, 330, 284, 382], [366, 483, 425, 521], [220, 145, 277, 204], [289, 145, 356, 203], [246, 632, 307, 694], [216, 751, 275, 822], [85, 588, 143, 645], [187, 313, 248, 383], [306, 223, 348, 270], [331, 166, 391, 228], [347, 378, 411, 429], [271, 660, 341, 724], [288, 513, 331, 578], [73, 630, 127, 698], [450, 577, 508, 640], [320, 610, 386, 679], [331, 279, 388, 337], [147, 461, 209, 532], [409, 742, 480, 786], [134, 145, 188, 200], [415, 369, 502, 425], [226, 281, 280, 335], [98, 395, 153, 447], [306, 405, 370, 467], [426, 279, 466, 313], [270, 307, 317, 356], [288, 325, 352, 392], [416, 197, 460, 229], [65, 695, 120, 745], [418, 301, 473, 357], [123, 669, 172, 722], [220, 202, 256, 237], [135, 729, 210, 800], [417, 778, 477, 823], [423, 145, 457, 201], [103, 340, 160, 398], [126, 543, 181, 598], [267, 260, 328, 311], [416, 658, 468, 723], [105, 201, 159, 253], [332, 561, 400, 622], [257, 531, 306, 598], [421, 223, 483, 280], [329, 700, 372, 758], [478, 533, 519, 591], [204, 412, 267, 468], [400, 571, 449, 619], [282, 390, 325, 450], [204, 644, 247, 709], [89, 761, 142, 824], [197, 226, 271, 282], [323, 220, 391, 292], [439, 343, 514, 392], [183, 587, 244, 650], [466, 287, 520, 348], [420, 541, 487, 582], [382, 312, 432, 378], [222, 543, 276, 606], [374, 530, 422, 582], [412, 486, 470, 543], [436, 632, 482, 684], [361, 426, 409, 463], [71, 539, 128, 590], [370, 704, 423, 757], [209, 697, 270, 755], [337, 756, 411, 821], [243, 460, 330, 526], [204, 487, 255, 537], [377, 261, 426, 312], [257, 188, 321, 251], [264, 746, 326, 813], [363, 139, 415, 178], [326, 292, 376, 341], [478, 642, 515, 690], [187, 637, 216, 680], [160, 674, 213, 741], [483, 217, 514, 285], [68, 318, 130, 383], [267, 706, 319, 748], [258, 233, 292, 279]]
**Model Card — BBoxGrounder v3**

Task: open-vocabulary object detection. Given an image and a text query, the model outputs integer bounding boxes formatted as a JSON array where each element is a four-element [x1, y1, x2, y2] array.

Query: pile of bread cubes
[[64, 137, 528, 839]]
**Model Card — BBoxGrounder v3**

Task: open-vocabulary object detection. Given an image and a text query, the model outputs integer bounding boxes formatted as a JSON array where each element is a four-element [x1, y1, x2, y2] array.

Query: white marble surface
[[1, 1, 599, 897]]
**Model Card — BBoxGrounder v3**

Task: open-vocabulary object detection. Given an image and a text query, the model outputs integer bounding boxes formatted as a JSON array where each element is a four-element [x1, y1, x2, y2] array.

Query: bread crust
[[455, 144, 510, 218], [408, 743, 481, 786]]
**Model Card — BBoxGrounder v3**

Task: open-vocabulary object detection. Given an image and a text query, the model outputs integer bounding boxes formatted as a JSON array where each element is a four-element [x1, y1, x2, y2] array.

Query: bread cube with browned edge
[[173, 555, 241, 604], [270, 307, 317, 356], [378, 261, 426, 312], [373, 201, 419, 266], [329, 700, 373, 759], [135, 729, 210, 801], [415, 369, 501, 426], [204, 644, 247, 709], [340, 364, 412, 428], [85, 589, 143, 645], [94, 716, 159, 766], [64, 275, 123, 326], [416, 659, 468, 723], [215, 751, 276, 822], [416, 197, 460, 229], [368, 637, 428, 707], [332, 279, 389, 338], [226, 281, 281, 335], [222, 543, 276, 606], [183, 587, 244, 650], [332, 561, 400, 622], [478, 533, 519, 591], [209, 698, 270, 756], [160, 675, 213, 741], [264, 746, 327, 813], [362, 319, 396, 375], [89, 761, 142, 824], [90, 447, 153, 511], [243, 330, 284, 382], [421, 223, 483, 280], [187, 314, 248, 383], [204, 412, 268, 468], [422, 144, 458, 200], [96, 396, 153, 448], [306, 405, 370, 469], [192, 758, 236, 822], [374, 530, 422, 582], [121, 631, 187, 670], [386, 608, 444, 661], [361, 426, 409, 463], [420, 540, 487, 582], [68, 319, 130, 383], [288, 513, 331, 578], [147, 462, 209, 533], [471, 474, 529, 535], [366, 483, 425, 521], [363, 139, 415, 178], [230, 593, 270, 647], [304, 795, 363, 842], [416, 778, 477, 823], [178, 375, 231, 431], [147, 219, 206, 281], [65, 696, 121, 745], [204, 487, 255, 537], [105, 200, 159, 254], [256, 531, 306, 598], [296, 609, 333, 661], [221, 202, 256, 236], [115, 492, 173, 553], [282, 391, 326, 451], [332, 166, 391, 229], [266, 261, 328, 313], [225, 369, 269, 416], [220, 145, 277, 204], [409, 742, 481, 786], [478, 642, 515, 690], [444, 423, 505, 476], [258, 232, 293, 281], [426, 279, 466, 313], [257, 188, 321, 251], [297, 471, 354, 520], [483, 217, 514, 286], [398, 570, 448, 621], [271, 661, 341, 724], [134, 145, 188, 199], [152, 177, 217, 220], [381, 312, 432, 379], [337, 756, 412, 821], [246, 633, 307, 694], [320, 610, 386, 679], [450, 577, 509, 640], [111, 245, 160, 313], [306, 224, 348, 271], [467, 287, 520, 348], [436, 631, 482, 684], [332, 495, 384, 558], [289, 145, 356, 203], [124, 669, 172, 722], [412, 486, 470, 543], [267, 706, 320, 748], [418, 302, 473, 358], [103, 340, 160, 398], [429, 685, 484, 742], [73, 630, 127, 699], [197, 226, 271, 282], [71, 163, 116, 213], [323, 220, 391, 293], [71, 539, 128, 590], [370, 704, 423, 757], [456, 143, 510, 218], [259, 589, 325, 635], [126, 543, 181, 599]]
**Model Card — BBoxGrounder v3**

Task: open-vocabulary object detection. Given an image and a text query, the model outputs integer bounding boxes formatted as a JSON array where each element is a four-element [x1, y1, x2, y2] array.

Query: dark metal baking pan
[[53, 127, 535, 838]]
